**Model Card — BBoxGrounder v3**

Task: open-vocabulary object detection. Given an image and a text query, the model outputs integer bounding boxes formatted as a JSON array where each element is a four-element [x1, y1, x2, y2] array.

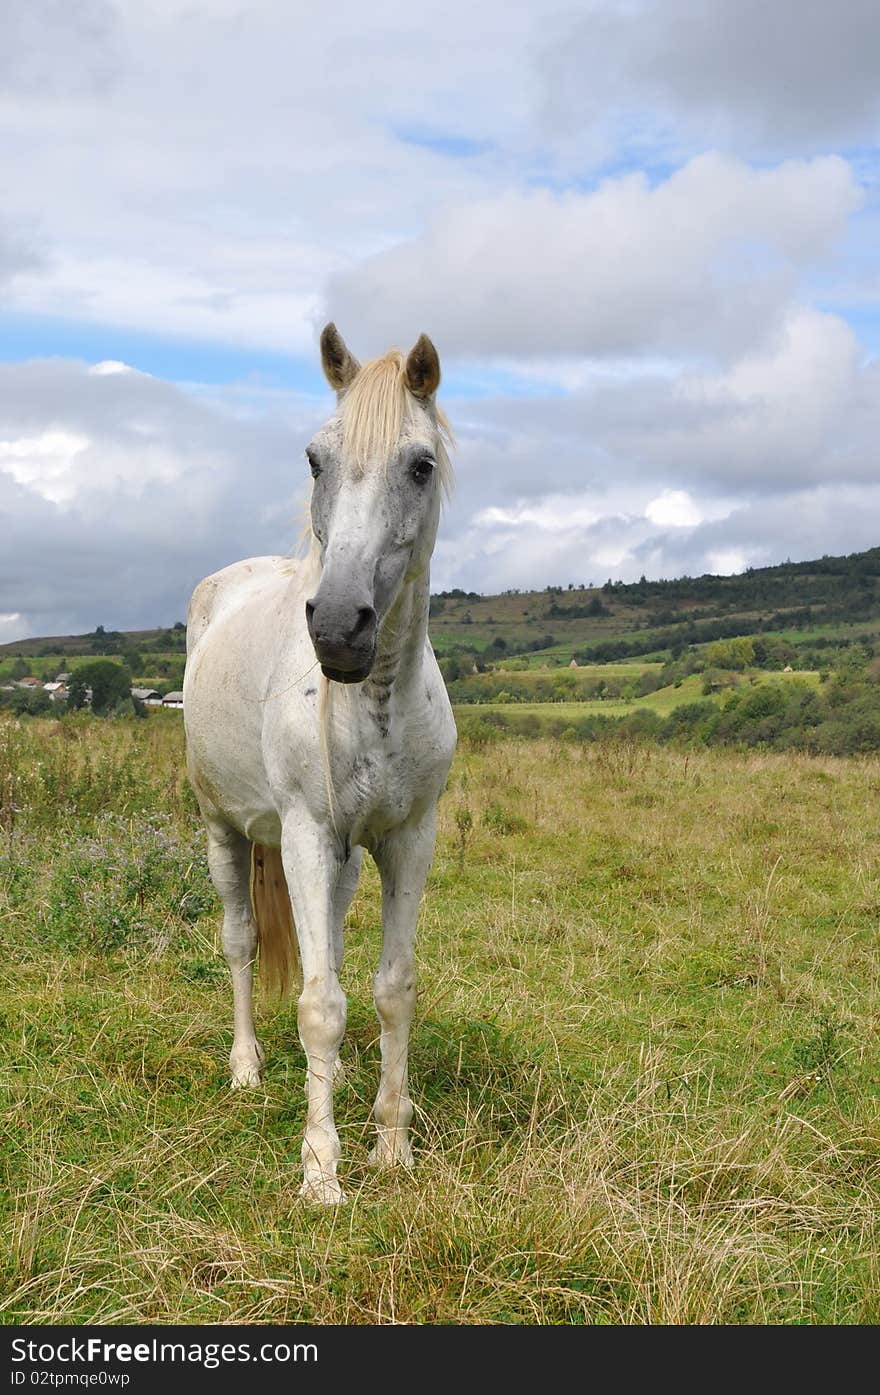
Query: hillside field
[[5, 543, 880, 688], [470, 668, 823, 723], [1, 714, 878, 1324]]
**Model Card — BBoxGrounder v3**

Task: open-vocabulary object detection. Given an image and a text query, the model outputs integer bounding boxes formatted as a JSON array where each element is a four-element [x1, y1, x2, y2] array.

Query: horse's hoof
[[230, 1042, 264, 1088], [300, 1175, 346, 1205], [368, 1139, 414, 1170], [230, 1066, 262, 1088]]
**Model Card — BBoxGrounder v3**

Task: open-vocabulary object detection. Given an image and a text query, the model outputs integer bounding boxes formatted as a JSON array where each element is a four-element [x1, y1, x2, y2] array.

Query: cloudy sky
[[2, 0, 879, 640]]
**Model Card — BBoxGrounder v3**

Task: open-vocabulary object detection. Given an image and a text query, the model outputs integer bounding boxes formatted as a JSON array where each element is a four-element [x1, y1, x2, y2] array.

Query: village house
[[131, 687, 163, 705], [162, 690, 184, 709]]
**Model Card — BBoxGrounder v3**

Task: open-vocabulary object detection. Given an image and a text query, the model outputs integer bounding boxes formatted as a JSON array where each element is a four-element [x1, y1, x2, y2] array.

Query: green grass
[[2, 714, 879, 1324], [496, 660, 664, 679], [469, 669, 823, 723]]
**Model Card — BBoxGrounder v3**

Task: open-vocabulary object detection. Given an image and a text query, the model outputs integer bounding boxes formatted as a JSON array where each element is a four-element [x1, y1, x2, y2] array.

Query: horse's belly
[[184, 559, 318, 839], [243, 808, 283, 844], [186, 720, 277, 834]]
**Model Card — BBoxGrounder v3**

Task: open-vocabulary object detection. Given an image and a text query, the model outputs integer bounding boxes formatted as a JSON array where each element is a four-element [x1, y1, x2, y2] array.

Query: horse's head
[[304, 323, 452, 684]]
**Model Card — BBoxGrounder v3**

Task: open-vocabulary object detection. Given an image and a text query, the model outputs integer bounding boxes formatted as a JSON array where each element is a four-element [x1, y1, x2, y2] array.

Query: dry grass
[[1, 716, 879, 1324]]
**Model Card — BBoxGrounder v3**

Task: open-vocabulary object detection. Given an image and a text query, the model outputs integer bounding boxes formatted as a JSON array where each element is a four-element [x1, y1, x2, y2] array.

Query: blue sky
[[1, 0, 879, 639]]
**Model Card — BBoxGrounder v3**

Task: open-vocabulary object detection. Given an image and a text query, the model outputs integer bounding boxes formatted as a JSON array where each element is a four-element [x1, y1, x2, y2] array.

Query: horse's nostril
[[352, 606, 376, 639], [306, 598, 374, 655]]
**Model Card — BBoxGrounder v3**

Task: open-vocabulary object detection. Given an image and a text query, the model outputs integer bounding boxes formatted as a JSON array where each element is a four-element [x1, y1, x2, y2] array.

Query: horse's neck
[[366, 573, 430, 697]]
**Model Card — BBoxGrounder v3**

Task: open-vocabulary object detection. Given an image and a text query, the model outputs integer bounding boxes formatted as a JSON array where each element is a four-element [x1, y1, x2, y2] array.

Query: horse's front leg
[[369, 810, 437, 1169], [280, 813, 347, 1204]]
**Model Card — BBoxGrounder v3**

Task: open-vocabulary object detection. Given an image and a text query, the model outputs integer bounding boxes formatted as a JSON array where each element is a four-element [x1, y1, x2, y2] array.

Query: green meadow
[[1, 713, 879, 1324], [472, 669, 823, 723]]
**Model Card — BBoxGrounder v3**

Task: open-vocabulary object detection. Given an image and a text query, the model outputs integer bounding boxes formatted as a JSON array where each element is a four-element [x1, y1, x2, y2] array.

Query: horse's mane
[[340, 350, 454, 495]]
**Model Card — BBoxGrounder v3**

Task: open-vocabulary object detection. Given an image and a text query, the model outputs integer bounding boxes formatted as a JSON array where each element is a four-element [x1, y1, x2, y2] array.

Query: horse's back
[[186, 556, 294, 655]]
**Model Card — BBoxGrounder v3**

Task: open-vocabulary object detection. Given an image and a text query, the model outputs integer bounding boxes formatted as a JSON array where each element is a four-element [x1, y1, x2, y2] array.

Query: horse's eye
[[410, 455, 435, 483], [306, 448, 321, 479]]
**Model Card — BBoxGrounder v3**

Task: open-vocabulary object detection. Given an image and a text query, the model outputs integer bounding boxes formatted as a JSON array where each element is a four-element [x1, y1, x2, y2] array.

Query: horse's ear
[[405, 333, 441, 398], [320, 323, 361, 392]]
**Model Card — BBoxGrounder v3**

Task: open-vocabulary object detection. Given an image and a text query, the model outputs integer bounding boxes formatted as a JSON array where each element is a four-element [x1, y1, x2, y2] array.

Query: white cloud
[[88, 360, 134, 376], [475, 498, 601, 531], [326, 154, 860, 360], [537, 0, 880, 157], [644, 491, 702, 528], [637, 309, 868, 488], [0, 5, 872, 362], [0, 2, 878, 621], [706, 549, 748, 577], [0, 359, 322, 639], [1, 335, 879, 639], [0, 430, 91, 505], [427, 306, 880, 593], [0, 0, 118, 97], [0, 3, 542, 354]]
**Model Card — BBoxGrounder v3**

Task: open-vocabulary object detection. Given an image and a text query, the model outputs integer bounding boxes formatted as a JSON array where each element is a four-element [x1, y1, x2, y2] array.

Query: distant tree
[[90, 624, 123, 654], [12, 658, 29, 678], [438, 656, 461, 683], [552, 671, 577, 698], [69, 660, 132, 715], [706, 637, 754, 671], [21, 689, 52, 716], [67, 675, 88, 710]]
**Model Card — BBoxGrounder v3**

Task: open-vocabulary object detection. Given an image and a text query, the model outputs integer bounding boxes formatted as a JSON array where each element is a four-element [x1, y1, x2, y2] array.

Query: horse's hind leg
[[332, 846, 363, 975], [205, 818, 264, 1087], [370, 811, 436, 1169], [328, 847, 363, 1084]]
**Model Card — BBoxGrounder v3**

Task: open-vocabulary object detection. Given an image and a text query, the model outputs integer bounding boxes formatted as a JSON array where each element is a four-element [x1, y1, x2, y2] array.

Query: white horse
[[183, 325, 457, 1204]]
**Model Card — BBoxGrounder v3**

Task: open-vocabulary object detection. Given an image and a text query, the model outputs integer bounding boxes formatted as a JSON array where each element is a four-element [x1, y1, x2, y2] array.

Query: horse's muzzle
[[319, 661, 373, 684], [305, 597, 377, 684]]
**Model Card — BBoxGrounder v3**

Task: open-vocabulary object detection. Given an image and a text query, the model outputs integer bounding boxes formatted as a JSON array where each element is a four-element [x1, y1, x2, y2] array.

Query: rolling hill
[[2, 543, 879, 680]]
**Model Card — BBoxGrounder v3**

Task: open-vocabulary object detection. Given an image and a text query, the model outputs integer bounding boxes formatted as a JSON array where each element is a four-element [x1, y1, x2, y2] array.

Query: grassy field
[[468, 669, 823, 723], [1, 713, 879, 1324], [493, 661, 665, 681]]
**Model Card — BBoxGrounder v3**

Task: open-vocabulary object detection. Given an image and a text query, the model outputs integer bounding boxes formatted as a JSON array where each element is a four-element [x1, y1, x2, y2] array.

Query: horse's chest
[[341, 745, 413, 838], [338, 703, 447, 843]]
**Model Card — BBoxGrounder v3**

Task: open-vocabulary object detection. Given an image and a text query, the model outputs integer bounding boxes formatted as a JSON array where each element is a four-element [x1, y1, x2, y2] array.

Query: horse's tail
[[250, 843, 299, 997]]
